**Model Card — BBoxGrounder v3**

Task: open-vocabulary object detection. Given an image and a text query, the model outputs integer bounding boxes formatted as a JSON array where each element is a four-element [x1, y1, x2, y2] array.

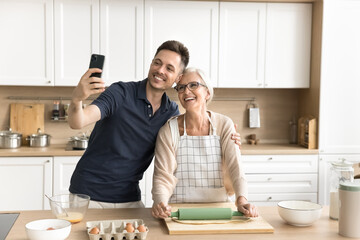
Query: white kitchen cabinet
[[319, 0, 360, 154], [242, 154, 318, 206], [54, 0, 99, 86], [144, 0, 219, 87], [53, 156, 81, 196], [265, 3, 312, 88], [219, 3, 312, 88], [0, 157, 52, 210], [100, 0, 143, 85], [219, 2, 266, 88], [318, 155, 360, 206], [0, 0, 53, 86]]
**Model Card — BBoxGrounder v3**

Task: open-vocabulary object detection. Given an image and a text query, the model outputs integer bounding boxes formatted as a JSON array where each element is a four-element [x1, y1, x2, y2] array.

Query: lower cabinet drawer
[[246, 173, 318, 193], [247, 193, 318, 206], [242, 154, 318, 174]]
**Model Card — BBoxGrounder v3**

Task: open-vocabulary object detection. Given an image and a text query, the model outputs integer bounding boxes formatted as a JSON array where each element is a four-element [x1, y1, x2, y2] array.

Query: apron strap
[[207, 113, 217, 136]]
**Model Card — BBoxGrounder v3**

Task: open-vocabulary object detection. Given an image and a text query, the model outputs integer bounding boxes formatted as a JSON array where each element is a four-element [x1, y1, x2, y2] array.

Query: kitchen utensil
[[48, 193, 90, 224], [171, 208, 243, 220], [0, 128, 22, 149], [25, 219, 71, 240], [166, 203, 273, 235], [27, 128, 51, 147], [70, 133, 89, 150], [329, 158, 354, 220], [45, 194, 68, 217], [10, 103, 45, 145], [248, 103, 260, 128], [277, 200, 322, 226], [339, 181, 360, 238]]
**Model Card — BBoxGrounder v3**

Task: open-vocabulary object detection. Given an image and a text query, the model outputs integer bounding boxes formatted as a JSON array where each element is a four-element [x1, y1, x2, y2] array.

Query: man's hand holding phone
[[72, 54, 106, 103]]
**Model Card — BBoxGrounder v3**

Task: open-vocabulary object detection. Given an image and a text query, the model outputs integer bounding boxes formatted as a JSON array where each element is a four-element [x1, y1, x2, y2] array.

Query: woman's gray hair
[[183, 67, 214, 105]]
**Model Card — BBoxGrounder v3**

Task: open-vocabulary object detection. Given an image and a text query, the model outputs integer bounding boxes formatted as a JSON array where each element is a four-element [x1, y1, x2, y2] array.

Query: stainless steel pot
[[70, 136, 89, 150], [26, 129, 51, 147], [0, 128, 22, 149]]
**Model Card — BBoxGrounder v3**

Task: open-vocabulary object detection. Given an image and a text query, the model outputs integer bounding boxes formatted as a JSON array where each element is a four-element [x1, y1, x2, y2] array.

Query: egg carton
[[86, 219, 149, 240]]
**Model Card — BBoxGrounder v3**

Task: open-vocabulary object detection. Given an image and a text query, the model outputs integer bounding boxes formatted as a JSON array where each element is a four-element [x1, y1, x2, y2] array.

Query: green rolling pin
[[170, 208, 243, 220]]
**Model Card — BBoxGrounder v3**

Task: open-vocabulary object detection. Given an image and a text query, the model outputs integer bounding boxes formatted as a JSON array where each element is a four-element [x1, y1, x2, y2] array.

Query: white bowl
[[25, 219, 71, 240], [277, 200, 322, 227]]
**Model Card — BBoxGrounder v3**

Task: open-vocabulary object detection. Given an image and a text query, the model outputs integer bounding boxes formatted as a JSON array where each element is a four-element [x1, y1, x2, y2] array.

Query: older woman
[[151, 67, 258, 219]]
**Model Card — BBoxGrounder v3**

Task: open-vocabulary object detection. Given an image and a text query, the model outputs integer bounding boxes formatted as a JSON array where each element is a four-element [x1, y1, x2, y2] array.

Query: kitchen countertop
[[5, 206, 347, 240], [0, 143, 318, 157], [0, 144, 84, 157]]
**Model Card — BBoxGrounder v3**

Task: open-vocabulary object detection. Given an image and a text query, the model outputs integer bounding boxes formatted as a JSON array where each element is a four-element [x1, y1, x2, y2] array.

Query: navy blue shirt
[[69, 79, 179, 203]]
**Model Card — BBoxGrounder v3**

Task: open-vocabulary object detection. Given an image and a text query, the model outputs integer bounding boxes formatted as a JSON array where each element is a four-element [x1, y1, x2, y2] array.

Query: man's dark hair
[[155, 40, 190, 72]]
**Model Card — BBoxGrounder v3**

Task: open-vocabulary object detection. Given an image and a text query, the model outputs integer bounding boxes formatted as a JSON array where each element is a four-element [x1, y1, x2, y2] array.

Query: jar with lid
[[329, 158, 354, 220]]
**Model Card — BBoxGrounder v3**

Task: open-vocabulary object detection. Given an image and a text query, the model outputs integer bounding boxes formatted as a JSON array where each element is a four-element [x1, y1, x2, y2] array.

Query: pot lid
[[331, 158, 354, 168], [71, 136, 89, 141], [29, 128, 51, 138], [28, 133, 51, 138], [0, 128, 22, 138], [71, 132, 89, 141]]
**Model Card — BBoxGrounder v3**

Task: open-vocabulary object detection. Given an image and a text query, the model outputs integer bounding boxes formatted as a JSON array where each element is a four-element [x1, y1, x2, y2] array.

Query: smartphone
[[89, 54, 105, 78]]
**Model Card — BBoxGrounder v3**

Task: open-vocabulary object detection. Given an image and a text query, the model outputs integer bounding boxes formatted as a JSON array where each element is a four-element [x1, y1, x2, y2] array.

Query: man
[[68, 40, 239, 208]]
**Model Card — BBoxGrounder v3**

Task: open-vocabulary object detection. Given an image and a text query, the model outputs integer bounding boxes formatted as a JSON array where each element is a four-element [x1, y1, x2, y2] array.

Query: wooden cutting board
[[10, 103, 45, 145], [166, 203, 274, 235]]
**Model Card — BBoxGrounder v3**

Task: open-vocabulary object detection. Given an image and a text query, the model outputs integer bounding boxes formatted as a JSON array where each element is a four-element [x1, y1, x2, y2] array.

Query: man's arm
[[68, 68, 105, 129]]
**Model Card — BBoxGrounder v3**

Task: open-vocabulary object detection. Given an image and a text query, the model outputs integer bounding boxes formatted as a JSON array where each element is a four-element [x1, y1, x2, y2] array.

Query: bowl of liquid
[[48, 194, 90, 224]]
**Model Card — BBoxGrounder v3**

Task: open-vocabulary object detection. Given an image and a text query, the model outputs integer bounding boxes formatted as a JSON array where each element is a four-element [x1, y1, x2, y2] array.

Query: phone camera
[[91, 55, 97, 61]]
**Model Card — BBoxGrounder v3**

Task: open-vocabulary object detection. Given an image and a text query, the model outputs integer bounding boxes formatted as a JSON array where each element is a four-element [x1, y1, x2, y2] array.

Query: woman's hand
[[231, 124, 242, 149], [236, 196, 258, 217], [152, 202, 172, 219]]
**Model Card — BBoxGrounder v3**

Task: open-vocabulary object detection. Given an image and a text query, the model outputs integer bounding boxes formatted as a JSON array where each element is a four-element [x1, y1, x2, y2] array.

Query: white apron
[[169, 114, 228, 203]]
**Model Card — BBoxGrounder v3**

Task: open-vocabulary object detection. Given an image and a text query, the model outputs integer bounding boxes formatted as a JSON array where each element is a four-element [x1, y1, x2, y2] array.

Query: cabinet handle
[[267, 157, 273, 161], [47, 80, 52, 84], [267, 177, 272, 181], [267, 196, 272, 201], [46, 160, 50, 163], [258, 83, 262, 86]]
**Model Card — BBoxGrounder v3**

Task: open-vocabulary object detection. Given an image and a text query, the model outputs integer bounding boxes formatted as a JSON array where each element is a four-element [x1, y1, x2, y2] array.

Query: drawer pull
[[267, 157, 273, 161], [267, 178, 272, 181], [267, 196, 272, 201]]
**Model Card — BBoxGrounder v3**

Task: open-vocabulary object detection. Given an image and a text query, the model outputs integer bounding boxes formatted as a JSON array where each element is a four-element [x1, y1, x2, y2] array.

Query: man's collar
[[137, 78, 170, 112]]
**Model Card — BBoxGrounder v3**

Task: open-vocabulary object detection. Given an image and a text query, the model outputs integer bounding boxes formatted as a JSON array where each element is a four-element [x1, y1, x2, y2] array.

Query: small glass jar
[[329, 158, 354, 220]]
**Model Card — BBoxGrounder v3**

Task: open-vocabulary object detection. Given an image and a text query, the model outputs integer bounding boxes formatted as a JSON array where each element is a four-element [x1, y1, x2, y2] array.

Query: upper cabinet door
[[54, 0, 99, 86], [319, 0, 360, 154], [219, 2, 266, 88], [265, 3, 312, 88], [144, 0, 219, 87], [100, 0, 143, 85], [0, 0, 53, 86]]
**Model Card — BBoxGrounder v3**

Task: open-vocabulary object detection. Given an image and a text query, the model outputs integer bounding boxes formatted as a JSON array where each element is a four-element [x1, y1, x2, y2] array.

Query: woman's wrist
[[236, 196, 248, 206]]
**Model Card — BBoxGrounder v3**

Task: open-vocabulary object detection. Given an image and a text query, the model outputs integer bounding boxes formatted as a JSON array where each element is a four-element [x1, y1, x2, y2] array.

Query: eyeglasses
[[174, 81, 207, 93]]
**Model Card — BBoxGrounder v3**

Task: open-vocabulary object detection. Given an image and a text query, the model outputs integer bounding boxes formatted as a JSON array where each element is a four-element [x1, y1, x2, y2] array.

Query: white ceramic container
[[339, 181, 360, 238]]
